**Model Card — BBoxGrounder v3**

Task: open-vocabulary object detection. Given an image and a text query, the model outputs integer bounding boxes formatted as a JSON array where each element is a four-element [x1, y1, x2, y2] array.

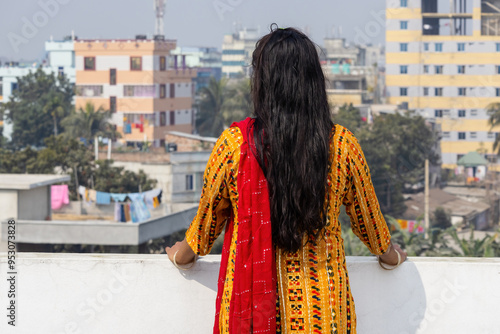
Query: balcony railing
[[0, 254, 498, 333]]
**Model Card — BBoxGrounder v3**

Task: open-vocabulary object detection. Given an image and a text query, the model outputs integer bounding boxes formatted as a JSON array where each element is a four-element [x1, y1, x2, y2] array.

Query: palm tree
[[195, 77, 229, 137], [487, 102, 500, 153], [223, 78, 253, 125], [61, 102, 119, 143]]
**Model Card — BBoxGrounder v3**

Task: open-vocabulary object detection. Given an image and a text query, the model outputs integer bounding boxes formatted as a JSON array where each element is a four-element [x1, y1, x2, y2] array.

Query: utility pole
[[425, 159, 430, 238]]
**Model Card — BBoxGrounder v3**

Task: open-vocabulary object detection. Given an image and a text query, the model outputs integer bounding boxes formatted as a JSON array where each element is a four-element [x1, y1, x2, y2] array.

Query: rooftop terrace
[[0, 254, 498, 333]]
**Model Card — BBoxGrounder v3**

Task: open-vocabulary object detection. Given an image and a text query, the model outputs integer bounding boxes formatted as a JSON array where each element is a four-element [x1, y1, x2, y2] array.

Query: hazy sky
[[0, 0, 386, 61]]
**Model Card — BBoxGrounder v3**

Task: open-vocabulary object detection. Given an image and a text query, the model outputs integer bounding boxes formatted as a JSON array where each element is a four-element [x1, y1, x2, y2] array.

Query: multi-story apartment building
[[222, 28, 259, 78], [74, 37, 197, 148], [386, 0, 500, 168], [0, 38, 76, 139], [171, 46, 221, 91]]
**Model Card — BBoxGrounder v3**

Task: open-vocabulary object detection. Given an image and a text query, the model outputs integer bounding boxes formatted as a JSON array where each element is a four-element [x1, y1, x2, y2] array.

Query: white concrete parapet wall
[[0, 254, 499, 334]]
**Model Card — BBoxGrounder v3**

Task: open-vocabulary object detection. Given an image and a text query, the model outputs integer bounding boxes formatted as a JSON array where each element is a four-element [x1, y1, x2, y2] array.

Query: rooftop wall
[[0, 254, 499, 334]]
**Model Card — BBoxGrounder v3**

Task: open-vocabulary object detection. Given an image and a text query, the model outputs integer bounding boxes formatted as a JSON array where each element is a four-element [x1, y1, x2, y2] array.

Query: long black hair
[[251, 26, 333, 253]]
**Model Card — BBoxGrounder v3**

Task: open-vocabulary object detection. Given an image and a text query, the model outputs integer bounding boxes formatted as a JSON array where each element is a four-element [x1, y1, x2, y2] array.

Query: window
[[0, 77, 3, 97], [84, 57, 95, 71], [160, 84, 166, 98], [486, 154, 498, 163], [58, 66, 64, 77], [11, 82, 18, 92], [457, 65, 465, 74], [488, 132, 495, 139], [443, 132, 450, 138], [186, 175, 194, 191], [458, 87, 466, 96], [435, 110, 443, 117], [110, 69, 116, 85], [435, 65, 443, 74], [400, 65, 408, 74], [423, 87, 429, 96], [470, 132, 477, 139], [400, 0, 408, 7], [110, 96, 116, 113], [160, 111, 166, 126], [169, 111, 175, 125], [496, 66, 500, 74], [124, 85, 155, 97], [400, 43, 408, 52], [497, 88, 500, 97], [458, 132, 466, 140], [457, 154, 465, 161], [400, 87, 408, 96], [471, 109, 478, 116], [424, 43, 429, 51], [497, 43, 500, 52], [457, 43, 465, 51], [130, 56, 142, 71], [160, 56, 166, 71], [76, 85, 103, 97], [170, 83, 175, 98], [400, 21, 408, 30], [423, 65, 429, 73], [435, 43, 443, 52], [458, 109, 466, 117], [435, 87, 443, 96]]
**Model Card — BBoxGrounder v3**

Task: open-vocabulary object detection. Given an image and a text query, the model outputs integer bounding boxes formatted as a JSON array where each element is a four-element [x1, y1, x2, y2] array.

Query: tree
[[195, 77, 230, 137], [487, 102, 500, 154], [93, 160, 157, 194], [223, 78, 253, 125], [334, 106, 439, 216], [0, 67, 73, 149], [432, 207, 452, 229], [61, 102, 120, 143]]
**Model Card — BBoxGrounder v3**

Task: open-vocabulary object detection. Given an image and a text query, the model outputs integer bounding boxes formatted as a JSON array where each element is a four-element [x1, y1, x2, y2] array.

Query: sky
[[0, 0, 386, 62]]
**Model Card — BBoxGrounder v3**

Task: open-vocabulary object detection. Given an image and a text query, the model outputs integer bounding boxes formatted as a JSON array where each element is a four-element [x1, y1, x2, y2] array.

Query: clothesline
[[77, 186, 162, 205]]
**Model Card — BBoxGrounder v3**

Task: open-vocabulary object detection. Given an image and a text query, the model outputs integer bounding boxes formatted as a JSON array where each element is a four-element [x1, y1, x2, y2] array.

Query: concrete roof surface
[[0, 174, 70, 190]]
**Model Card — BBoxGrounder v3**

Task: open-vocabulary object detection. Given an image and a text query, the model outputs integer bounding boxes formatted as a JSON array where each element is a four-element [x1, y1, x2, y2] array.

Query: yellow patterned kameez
[[186, 124, 392, 334]]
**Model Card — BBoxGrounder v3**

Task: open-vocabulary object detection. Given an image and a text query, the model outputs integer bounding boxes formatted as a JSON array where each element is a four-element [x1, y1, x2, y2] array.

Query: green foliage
[[195, 77, 252, 137], [334, 105, 439, 217], [0, 134, 156, 200], [447, 228, 499, 257], [0, 67, 74, 149], [432, 207, 452, 229], [93, 160, 156, 194], [61, 102, 120, 143], [487, 102, 500, 153]]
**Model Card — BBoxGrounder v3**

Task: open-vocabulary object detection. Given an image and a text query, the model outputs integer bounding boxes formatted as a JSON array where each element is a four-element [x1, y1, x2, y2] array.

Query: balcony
[[0, 254, 498, 333]]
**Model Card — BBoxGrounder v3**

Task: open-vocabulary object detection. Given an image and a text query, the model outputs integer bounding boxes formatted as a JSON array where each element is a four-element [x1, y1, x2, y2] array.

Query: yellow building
[[386, 0, 500, 168], [75, 37, 197, 148]]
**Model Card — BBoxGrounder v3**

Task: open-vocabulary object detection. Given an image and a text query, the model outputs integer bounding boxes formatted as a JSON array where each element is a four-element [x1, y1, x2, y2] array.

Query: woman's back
[[185, 122, 391, 333]]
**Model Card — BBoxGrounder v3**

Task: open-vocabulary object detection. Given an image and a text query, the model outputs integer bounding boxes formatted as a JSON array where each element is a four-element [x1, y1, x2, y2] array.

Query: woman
[[166, 26, 407, 333]]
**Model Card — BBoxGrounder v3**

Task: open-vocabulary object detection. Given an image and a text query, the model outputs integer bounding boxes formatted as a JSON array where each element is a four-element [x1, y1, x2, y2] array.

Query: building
[[322, 38, 385, 106], [385, 0, 500, 169], [0, 37, 76, 139], [222, 28, 259, 78], [171, 46, 222, 91], [74, 36, 197, 148]]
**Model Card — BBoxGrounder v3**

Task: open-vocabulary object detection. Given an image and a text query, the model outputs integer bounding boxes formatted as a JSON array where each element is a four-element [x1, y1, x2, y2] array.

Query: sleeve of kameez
[[342, 133, 391, 255], [185, 128, 240, 256]]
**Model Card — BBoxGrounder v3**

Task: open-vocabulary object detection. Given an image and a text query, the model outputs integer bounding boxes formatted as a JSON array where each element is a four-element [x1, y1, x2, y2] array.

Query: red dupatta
[[213, 117, 277, 333]]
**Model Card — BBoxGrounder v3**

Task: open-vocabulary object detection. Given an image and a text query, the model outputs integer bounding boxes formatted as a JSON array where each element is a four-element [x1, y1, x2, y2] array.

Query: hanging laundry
[[124, 203, 131, 222], [120, 204, 126, 222], [124, 123, 132, 134], [129, 202, 138, 223], [153, 196, 159, 208], [78, 186, 86, 200], [51, 185, 70, 210], [96, 191, 111, 205], [114, 202, 121, 222], [89, 189, 97, 202], [110, 193, 128, 202]]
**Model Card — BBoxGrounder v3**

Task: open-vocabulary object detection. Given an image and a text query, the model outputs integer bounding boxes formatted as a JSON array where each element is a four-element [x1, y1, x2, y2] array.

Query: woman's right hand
[[379, 243, 407, 266]]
